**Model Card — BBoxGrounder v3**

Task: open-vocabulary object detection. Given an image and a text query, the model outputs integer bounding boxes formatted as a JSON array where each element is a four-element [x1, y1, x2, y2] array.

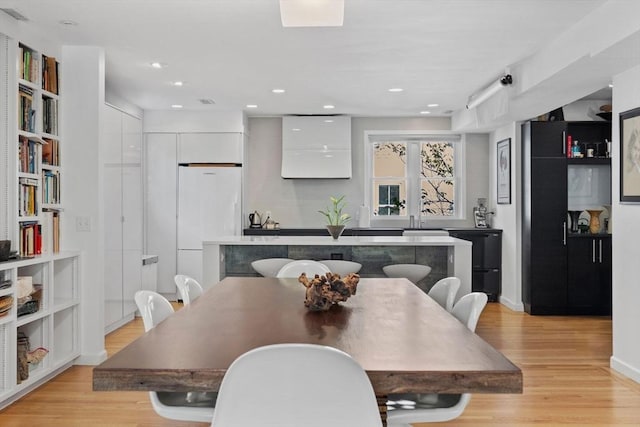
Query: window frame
[[364, 131, 466, 224]]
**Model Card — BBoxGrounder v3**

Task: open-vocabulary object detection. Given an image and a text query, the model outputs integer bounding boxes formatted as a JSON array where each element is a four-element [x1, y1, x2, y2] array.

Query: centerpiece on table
[[298, 272, 360, 311], [318, 195, 351, 239]]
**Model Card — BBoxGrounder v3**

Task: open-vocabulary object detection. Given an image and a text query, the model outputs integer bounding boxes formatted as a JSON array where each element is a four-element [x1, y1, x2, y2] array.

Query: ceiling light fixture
[[427, 103, 439, 107], [279, 0, 344, 27], [388, 88, 404, 92], [151, 62, 165, 69], [323, 104, 335, 109], [246, 104, 258, 108], [59, 19, 78, 26], [173, 81, 184, 86], [466, 74, 513, 109], [419, 111, 431, 115], [272, 88, 286, 94], [171, 104, 183, 109]]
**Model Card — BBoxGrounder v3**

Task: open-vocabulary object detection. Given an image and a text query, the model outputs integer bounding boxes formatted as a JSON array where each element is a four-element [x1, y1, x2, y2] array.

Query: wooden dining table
[[93, 277, 522, 423]]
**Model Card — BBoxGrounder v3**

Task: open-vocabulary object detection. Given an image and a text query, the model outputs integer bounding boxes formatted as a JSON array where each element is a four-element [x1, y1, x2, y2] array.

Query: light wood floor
[[1, 303, 639, 426]]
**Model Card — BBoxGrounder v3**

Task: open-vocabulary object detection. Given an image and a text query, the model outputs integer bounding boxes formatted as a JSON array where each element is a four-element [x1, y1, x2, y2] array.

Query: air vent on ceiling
[[198, 98, 216, 105], [0, 8, 28, 21]]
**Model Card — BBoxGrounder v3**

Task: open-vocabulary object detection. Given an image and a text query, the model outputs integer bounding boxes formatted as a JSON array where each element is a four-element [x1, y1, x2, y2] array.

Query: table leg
[[377, 394, 387, 426]]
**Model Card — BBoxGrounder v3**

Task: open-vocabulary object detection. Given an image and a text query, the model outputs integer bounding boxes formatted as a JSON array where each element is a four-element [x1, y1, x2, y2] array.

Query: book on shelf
[[42, 138, 59, 166], [42, 55, 58, 95]]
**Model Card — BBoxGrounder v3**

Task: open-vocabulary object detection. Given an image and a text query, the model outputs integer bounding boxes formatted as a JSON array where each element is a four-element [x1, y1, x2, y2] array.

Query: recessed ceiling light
[[420, 111, 431, 115], [246, 104, 258, 108], [608, 84, 614, 88], [59, 19, 78, 26], [323, 104, 335, 109], [173, 81, 184, 86], [151, 62, 165, 69], [427, 103, 439, 107], [171, 104, 183, 109], [324, 119, 334, 123], [388, 88, 404, 92], [272, 88, 286, 94], [292, 128, 301, 131]]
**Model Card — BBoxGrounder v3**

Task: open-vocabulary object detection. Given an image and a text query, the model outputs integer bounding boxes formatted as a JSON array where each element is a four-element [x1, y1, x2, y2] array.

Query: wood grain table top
[[93, 277, 522, 395]]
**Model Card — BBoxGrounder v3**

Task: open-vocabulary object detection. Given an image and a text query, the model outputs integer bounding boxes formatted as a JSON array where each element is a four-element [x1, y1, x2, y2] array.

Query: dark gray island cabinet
[[203, 236, 472, 300]]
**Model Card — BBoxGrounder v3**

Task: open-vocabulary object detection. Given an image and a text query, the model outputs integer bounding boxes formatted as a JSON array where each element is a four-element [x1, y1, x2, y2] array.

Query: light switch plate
[[76, 216, 91, 232]]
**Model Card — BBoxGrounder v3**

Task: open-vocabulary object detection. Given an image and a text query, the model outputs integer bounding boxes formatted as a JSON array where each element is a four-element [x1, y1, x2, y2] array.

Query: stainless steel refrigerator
[[177, 165, 242, 285]]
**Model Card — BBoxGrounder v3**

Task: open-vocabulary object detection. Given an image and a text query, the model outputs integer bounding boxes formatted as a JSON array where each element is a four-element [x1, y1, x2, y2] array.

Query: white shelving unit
[[15, 42, 61, 257], [0, 34, 78, 408], [0, 252, 80, 408]]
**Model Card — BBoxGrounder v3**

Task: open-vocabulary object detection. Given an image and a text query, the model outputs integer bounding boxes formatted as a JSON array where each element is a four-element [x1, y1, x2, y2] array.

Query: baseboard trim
[[499, 295, 524, 312], [610, 356, 640, 384]]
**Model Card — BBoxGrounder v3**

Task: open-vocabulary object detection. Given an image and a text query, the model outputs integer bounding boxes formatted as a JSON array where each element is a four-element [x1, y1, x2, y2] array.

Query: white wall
[[62, 46, 107, 365], [245, 117, 490, 228], [491, 123, 523, 311], [610, 64, 640, 382]]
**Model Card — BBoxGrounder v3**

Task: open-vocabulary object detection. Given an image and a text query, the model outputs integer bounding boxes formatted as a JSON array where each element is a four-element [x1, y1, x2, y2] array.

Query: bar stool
[[319, 260, 362, 277], [251, 258, 294, 277], [382, 264, 432, 284]]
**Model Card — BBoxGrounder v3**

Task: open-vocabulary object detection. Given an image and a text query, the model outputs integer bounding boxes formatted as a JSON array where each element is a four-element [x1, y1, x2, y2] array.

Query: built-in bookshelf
[[16, 43, 61, 257]]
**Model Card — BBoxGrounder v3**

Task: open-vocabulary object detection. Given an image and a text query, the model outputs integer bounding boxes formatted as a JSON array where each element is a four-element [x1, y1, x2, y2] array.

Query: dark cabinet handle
[[562, 130, 566, 155], [599, 239, 603, 263], [563, 222, 566, 245], [592, 239, 596, 263]]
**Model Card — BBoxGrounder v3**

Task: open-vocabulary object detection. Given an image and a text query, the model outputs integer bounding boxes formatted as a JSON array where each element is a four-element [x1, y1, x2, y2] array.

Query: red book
[[567, 134, 572, 158]]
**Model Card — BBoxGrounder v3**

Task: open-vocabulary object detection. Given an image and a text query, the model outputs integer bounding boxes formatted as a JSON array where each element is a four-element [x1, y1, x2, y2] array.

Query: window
[[378, 184, 401, 215], [366, 133, 464, 220]]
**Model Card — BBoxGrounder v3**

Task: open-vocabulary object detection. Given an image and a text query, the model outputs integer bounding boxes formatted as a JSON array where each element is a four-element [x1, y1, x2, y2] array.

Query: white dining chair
[[134, 290, 216, 422], [251, 258, 294, 277], [427, 277, 461, 312], [276, 259, 331, 278], [174, 274, 204, 305], [386, 292, 488, 426], [382, 263, 432, 284], [210, 343, 383, 427], [319, 260, 362, 276]]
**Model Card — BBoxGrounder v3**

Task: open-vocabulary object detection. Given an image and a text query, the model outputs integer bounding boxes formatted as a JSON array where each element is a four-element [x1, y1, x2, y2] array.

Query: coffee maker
[[473, 198, 493, 228]]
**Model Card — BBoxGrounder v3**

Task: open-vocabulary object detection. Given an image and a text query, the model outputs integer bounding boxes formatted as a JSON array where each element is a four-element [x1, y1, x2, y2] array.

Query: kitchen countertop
[[204, 235, 472, 246]]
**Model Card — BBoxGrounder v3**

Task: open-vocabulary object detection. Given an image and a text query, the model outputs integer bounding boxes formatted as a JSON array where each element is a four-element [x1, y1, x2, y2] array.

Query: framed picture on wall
[[497, 138, 511, 204], [620, 107, 640, 203]]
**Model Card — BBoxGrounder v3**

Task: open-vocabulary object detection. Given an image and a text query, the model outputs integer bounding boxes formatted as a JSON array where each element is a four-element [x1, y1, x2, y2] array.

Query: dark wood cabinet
[[567, 236, 611, 315], [448, 229, 502, 302], [522, 120, 611, 315]]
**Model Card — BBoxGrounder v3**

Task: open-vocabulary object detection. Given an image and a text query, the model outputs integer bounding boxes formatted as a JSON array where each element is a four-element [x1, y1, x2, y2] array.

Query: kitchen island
[[203, 235, 472, 298]]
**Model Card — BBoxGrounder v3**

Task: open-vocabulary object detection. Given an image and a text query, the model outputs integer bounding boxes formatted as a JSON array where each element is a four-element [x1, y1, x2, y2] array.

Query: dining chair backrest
[[251, 258, 294, 277], [318, 260, 362, 276], [134, 290, 175, 332], [450, 292, 488, 333], [427, 277, 461, 312], [210, 343, 383, 427], [276, 260, 331, 278], [174, 274, 204, 305]]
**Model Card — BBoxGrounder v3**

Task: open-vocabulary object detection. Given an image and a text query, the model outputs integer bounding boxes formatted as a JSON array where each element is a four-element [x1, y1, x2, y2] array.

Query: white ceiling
[[0, 0, 614, 120]]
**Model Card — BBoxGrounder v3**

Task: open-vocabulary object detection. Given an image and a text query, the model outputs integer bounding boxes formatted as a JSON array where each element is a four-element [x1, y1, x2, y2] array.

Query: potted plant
[[318, 195, 351, 239]]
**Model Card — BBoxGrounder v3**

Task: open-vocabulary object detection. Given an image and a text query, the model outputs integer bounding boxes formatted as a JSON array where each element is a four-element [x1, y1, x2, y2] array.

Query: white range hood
[[281, 115, 352, 179]]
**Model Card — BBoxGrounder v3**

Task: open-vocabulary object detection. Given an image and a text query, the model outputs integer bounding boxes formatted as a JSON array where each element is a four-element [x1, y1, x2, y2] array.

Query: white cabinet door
[[145, 133, 178, 294], [122, 112, 142, 164], [103, 104, 143, 329], [178, 133, 243, 164], [103, 105, 123, 164]]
